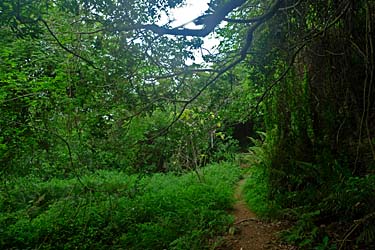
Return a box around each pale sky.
[169,0,210,28]
[159,0,220,65]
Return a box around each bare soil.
[218,178,296,250]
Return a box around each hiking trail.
[218,177,296,250]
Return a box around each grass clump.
[0,162,240,250]
[243,165,281,219]
[241,133,280,218]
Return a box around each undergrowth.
[243,165,280,219]
[242,132,280,218]
[242,132,375,249]
[0,162,240,250]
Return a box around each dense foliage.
[1,0,374,249]
[0,163,240,249]
[247,1,375,249]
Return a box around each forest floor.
[218,177,296,250]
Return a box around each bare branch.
[40,19,100,70]
[77,28,107,35]
[132,0,247,37]
[137,0,284,37]
[223,18,256,24]
[146,68,218,80]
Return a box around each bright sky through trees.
[159,0,220,64]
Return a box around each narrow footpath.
[219,178,296,250]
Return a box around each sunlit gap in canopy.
[157,0,221,66]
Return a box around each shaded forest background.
[1,0,374,249]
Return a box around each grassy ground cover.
[0,162,240,250]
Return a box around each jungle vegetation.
[0,0,374,249]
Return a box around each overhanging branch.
[40,19,100,70]
[138,0,247,37]
[150,0,285,136]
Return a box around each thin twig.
[40,19,100,70]
[234,218,259,225]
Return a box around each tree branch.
[152,1,285,137]
[132,0,247,37]
[224,0,285,24]
[40,19,100,70]
[137,0,285,38]
[146,68,218,80]
[123,0,285,144]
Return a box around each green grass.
[242,165,280,219]
[0,162,240,250]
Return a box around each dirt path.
[219,178,295,250]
